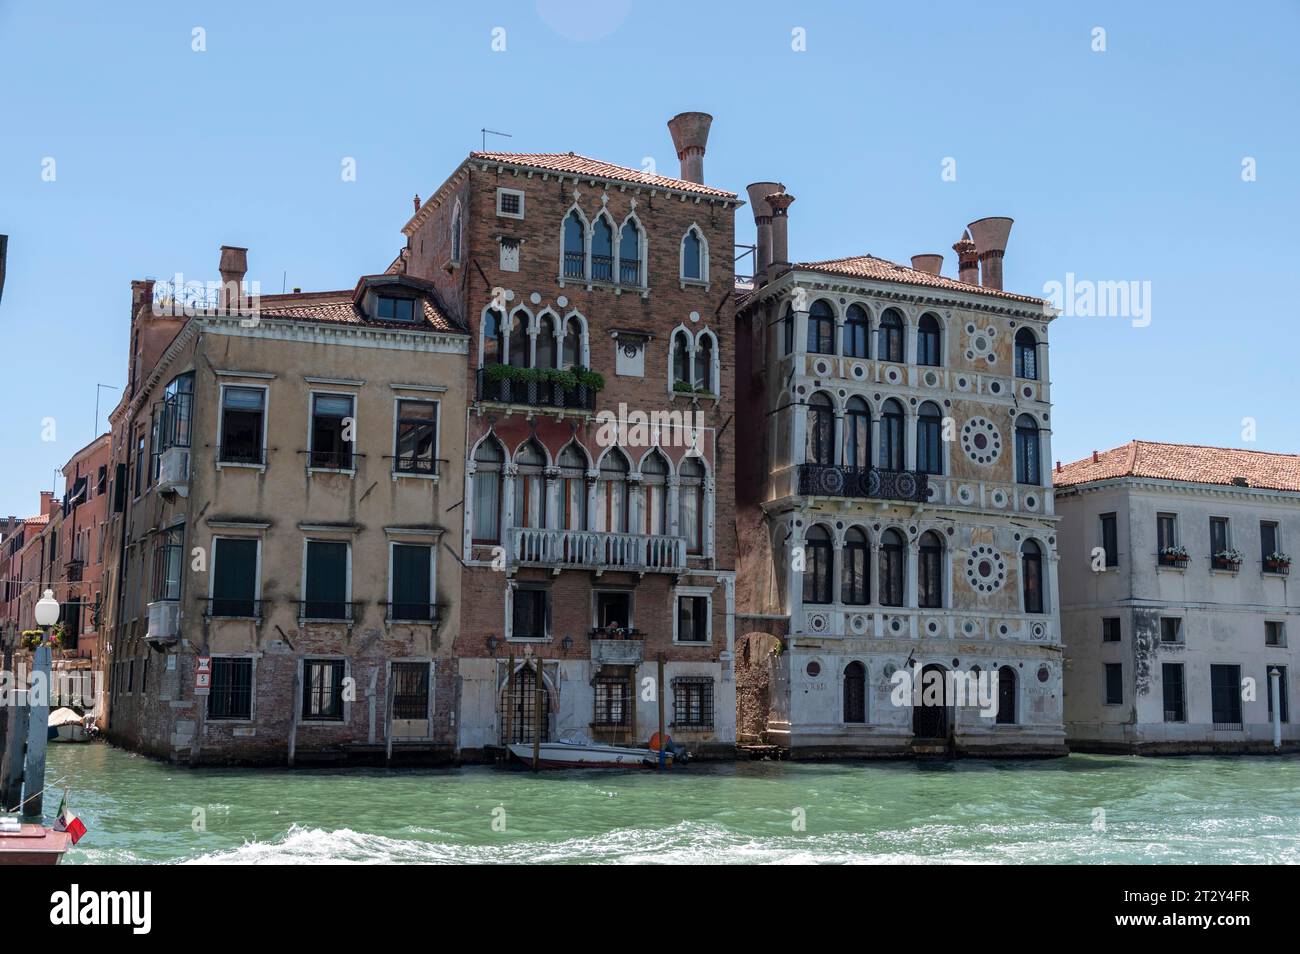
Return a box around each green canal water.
[42,744,1300,864]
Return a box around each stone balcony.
[509,527,686,575]
[797,463,928,503]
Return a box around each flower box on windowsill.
[1157,554,1189,569]
[1265,560,1291,575]
[1211,558,1242,573]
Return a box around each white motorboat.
[48,708,92,744]
[507,740,673,769]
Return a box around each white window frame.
[206,653,259,725]
[678,224,710,287]
[592,588,635,633]
[387,658,435,738]
[390,396,441,482]
[387,539,438,624]
[300,537,353,624]
[672,585,713,644]
[298,654,351,725]
[507,582,550,642]
[207,534,263,619]
[306,389,358,477]
[495,187,525,220]
[215,381,270,473]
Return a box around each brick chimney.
[746,181,784,282]
[952,231,979,285]
[966,217,1013,290]
[767,192,795,268]
[40,491,54,517]
[666,111,712,184]
[910,254,943,276]
[218,245,249,314]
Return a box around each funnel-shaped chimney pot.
[219,245,249,314]
[910,254,944,277]
[666,111,713,184]
[966,217,1013,290]
[767,192,795,268]
[746,181,784,281]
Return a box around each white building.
[735,206,1066,757]
[1055,441,1300,753]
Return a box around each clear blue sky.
[2,0,1297,517]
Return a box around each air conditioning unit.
[146,600,181,644]
[157,446,190,496]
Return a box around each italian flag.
[55,792,87,845]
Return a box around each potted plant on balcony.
[1265,551,1292,574]
[20,625,63,652]
[1159,544,1190,567]
[1213,547,1244,571]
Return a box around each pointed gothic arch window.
[563,211,585,279]
[618,218,642,285]
[514,441,547,530]
[599,449,631,534]
[592,216,614,282]
[472,438,504,544]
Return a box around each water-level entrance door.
[912,664,949,740]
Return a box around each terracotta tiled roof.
[23,514,48,528]
[1054,441,1300,492]
[469,151,738,200]
[258,286,463,334]
[794,255,1048,306]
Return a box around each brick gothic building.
[736,202,1067,757]
[396,112,741,758]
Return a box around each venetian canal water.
[43,743,1300,864]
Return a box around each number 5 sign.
[195,655,212,695]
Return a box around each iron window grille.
[672,677,714,729]
[593,677,632,727]
[302,659,345,721]
[203,597,264,619]
[208,658,253,720]
[391,662,430,721]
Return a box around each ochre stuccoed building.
[100,253,468,764]
[735,203,1067,757]
[396,112,741,758]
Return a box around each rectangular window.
[512,587,548,640]
[1157,513,1178,551]
[594,591,632,633]
[1210,517,1231,567]
[211,537,259,617]
[1159,617,1182,643]
[394,399,437,474]
[219,386,266,464]
[134,432,146,497]
[1262,521,1281,567]
[593,673,631,726]
[310,393,355,470]
[677,595,709,643]
[1210,664,1242,726]
[1102,617,1121,642]
[376,296,415,321]
[208,657,253,720]
[1100,513,1118,567]
[672,677,714,729]
[150,524,184,602]
[496,188,524,219]
[1104,663,1124,706]
[390,543,433,622]
[302,659,345,721]
[1267,666,1290,724]
[1162,663,1185,722]
[391,662,430,720]
[1266,620,1286,647]
[303,540,350,620]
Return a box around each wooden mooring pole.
[657,654,666,771]
[504,655,515,758]
[531,679,543,772]
[22,644,52,817]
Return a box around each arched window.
[482,309,503,366]
[879,398,905,471]
[600,449,631,534]
[916,401,943,475]
[917,314,942,367]
[514,441,547,530]
[451,202,463,264]
[682,227,705,281]
[679,456,705,555]
[803,526,833,605]
[472,438,504,543]
[536,314,558,369]
[672,329,692,391]
[618,219,641,285]
[695,331,715,394]
[878,308,904,363]
[996,666,1017,725]
[562,316,583,369]
[844,397,871,469]
[879,529,905,607]
[843,661,866,723]
[842,527,870,605]
[844,304,870,359]
[591,216,614,282]
[563,211,585,279]
[558,443,588,531]
[807,299,835,355]
[918,530,944,609]
[641,450,669,536]
[1014,327,1038,380]
[1022,540,1044,614]
[782,303,794,356]
[1015,414,1041,485]
[806,392,835,465]
[508,311,531,368]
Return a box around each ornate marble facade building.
[735,205,1067,757]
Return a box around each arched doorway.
[912,664,950,740]
[500,663,550,744]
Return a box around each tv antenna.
[481,128,513,150]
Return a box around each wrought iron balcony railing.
[797,463,928,503]
[510,527,685,573]
[476,368,597,411]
